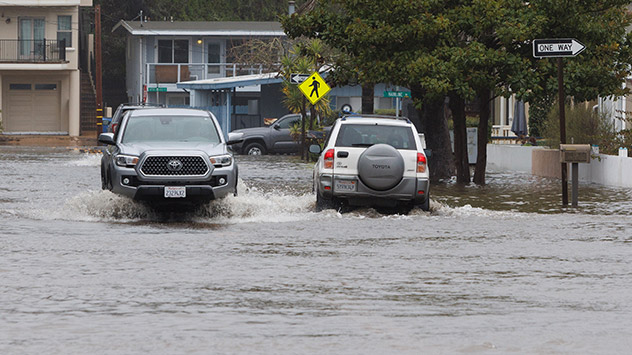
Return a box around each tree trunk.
[411,86,455,182]
[449,92,470,184]
[361,83,374,114]
[474,89,491,185]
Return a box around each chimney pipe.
[289,1,296,15]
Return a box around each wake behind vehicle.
[310,115,430,212]
[99,108,240,205]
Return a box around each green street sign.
[148,87,167,92]
[384,90,411,98]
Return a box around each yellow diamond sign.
[298,71,331,105]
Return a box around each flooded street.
[1,146,632,354]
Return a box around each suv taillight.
[324,149,335,169]
[112,123,118,133]
[417,152,427,173]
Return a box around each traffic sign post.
[383,90,411,98]
[290,73,309,84]
[533,38,585,58]
[298,72,331,105]
[533,38,586,206]
[384,90,411,117]
[148,87,167,92]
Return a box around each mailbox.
[560,144,591,163]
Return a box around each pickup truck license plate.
[164,186,186,198]
[335,180,356,192]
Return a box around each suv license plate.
[164,186,186,198]
[335,180,356,192]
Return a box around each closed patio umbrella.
[511,100,528,137]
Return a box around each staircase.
[80,72,97,135]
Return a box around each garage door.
[4,81,61,132]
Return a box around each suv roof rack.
[341,114,411,123]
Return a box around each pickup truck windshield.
[335,124,417,150]
[122,115,221,144]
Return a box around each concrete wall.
[486,144,543,173]
[578,154,632,188]
[490,144,632,188]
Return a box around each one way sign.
[533,38,586,58]
[290,73,309,84]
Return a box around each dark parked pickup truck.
[231,113,327,155]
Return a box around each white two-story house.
[113,20,286,106]
[0,0,92,136]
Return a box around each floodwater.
[1,146,632,354]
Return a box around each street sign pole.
[533,38,585,206]
[395,86,400,117]
[558,57,568,206]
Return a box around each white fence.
[486,144,542,173]
[486,144,632,188]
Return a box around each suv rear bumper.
[318,173,429,204]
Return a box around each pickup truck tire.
[357,144,405,191]
[244,142,266,155]
[101,165,107,190]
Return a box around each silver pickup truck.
[99,108,241,206]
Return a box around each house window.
[35,84,57,90]
[57,15,72,47]
[19,18,45,58]
[207,43,221,74]
[158,39,189,63]
[10,84,32,90]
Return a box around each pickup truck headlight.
[210,154,232,167]
[115,154,139,167]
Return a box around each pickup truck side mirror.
[227,132,244,145]
[98,133,116,145]
[273,124,281,131]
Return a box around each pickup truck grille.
[140,156,209,176]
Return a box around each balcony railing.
[147,63,264,85]
[0,39,67,63]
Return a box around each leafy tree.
[282,0,632,184]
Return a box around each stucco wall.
[532,149,562,179]
[489,144,632,188]
[486,144,543,173]
[577,154,632,188]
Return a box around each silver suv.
[99,108,240,205]
[310,115,430,211]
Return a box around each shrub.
[542,104,621,155]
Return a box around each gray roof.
[177,72,283,90]
[113,20,285,37]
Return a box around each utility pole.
[95,4,103,139]
[557,58,568,205]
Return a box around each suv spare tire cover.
[357,144,405,191]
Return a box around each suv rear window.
[335,124,417,150]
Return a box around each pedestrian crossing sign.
[298,71,331,105]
